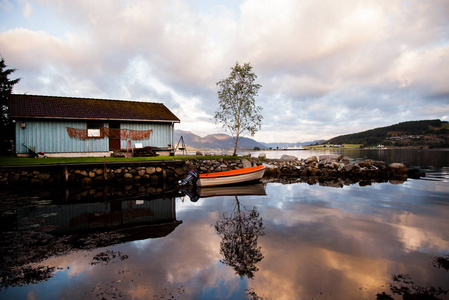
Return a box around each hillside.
[174,130,321,150]
[326,120,449,148]
[174,130,265,150]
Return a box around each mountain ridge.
[325,119,449,148]
[174,130,322,150]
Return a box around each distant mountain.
[174,130,265,150]
[260,141,324,149]
[174,130,320,150]
[325,119,449,147]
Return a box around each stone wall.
[0,158,262,187]
[263,154,423,181]
[0,155,422,188]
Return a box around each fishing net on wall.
[67,127,152,140]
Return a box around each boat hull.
[197,166,266,187]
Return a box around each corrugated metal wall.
[15,120,174,154]
[120,122,173,149]
[15,120,107,153]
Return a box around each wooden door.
[109,122,121,151]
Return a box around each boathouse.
[8,94,180,157]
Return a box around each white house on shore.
[9,94,180,157]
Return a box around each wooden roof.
[8,94,180,123]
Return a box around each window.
[87,122,104,138]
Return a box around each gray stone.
[123,173,133,179]
[281,154,298,161]
[258,152,266,159]
[389,163,408,174]
[146,167,156,174]
[242,159,252,168]
[305,156,318,164]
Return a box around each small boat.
[197,166,266,187]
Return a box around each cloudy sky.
[1,0,448,143]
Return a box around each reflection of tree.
[432,255,449,272]
[214,196,264,279]
[376,273,448,300]
[0,265,56,289]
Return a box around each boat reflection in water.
[180,182,267,202]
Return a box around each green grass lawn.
[0,155,240,166]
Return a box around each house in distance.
[8,94,180,157]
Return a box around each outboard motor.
[179,169,199,186]
[179,188,200,202]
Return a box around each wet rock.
[359,159,373,168]
[242,159,252,168]
[340,156,350,165]
[281,154,298,161]
[146,167,156,174]
[123,173,133,180]
[305,156,318,165]
[389,163,408,175]
[81,177,92,185]
[38,173,50,181]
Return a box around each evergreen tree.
[0,57,21,153]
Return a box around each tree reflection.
[214,196,264,279]
[376,272,448,300]
[432,255,449,272]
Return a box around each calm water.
[1,150,448,300]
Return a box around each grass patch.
[0,155,241,166]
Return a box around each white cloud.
[21,1,32,18]
[1,0,448,142]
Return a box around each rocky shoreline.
[0,154,423,188]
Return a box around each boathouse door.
[109,122,121,151]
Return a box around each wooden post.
[64,166,68,183]
[104,156,107,181]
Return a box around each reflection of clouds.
[396,212,449,253]
[35,217,236,299]
[10,181,448,299]
[247,182,449,299]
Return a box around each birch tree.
[214,62,262,156]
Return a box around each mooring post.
[104,156,107,181]
[64,166,68,183]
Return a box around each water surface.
[1,150,448,300]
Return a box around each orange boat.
[197,166,266,187]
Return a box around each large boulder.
[359,159,373,168]
[305,156,318,164]
[281,154,298,161]
[242,159,252,168]
[389,163,408,175]
[318,154,340,163]
[258,152,266,159]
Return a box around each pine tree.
[0,57,21,153]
